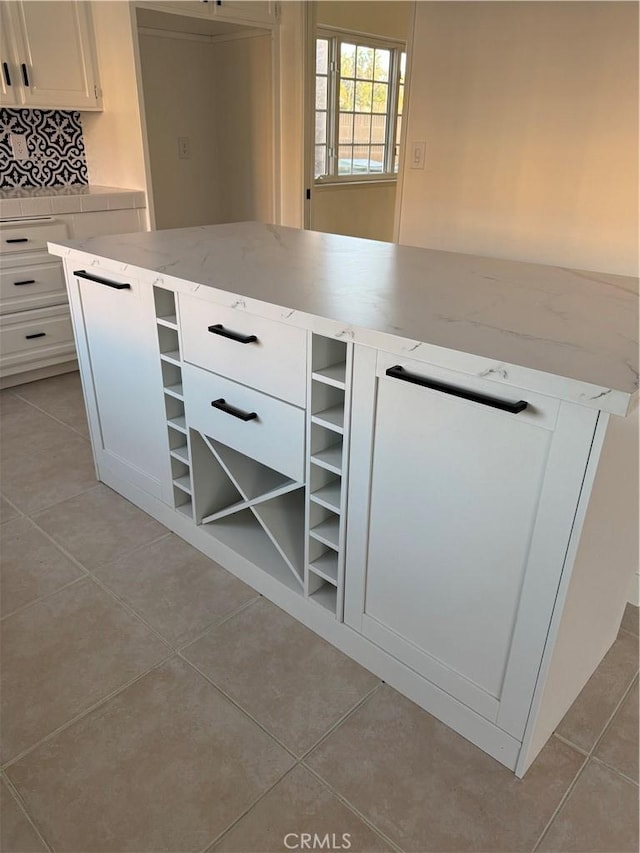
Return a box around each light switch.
[177,136,191,160]
[410,141,426,170]
[10,133,28,161]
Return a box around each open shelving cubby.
[154,286,193,520]
[304,335,352,618]
[190,429,306,592]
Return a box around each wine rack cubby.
[305,335,353,618]
[154,287,193,519]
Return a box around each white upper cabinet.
[212,1,277,24]
[0,20,19,106]
[0,1,101,111]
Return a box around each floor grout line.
[9,388,91,442]
[1,652,176,772]
[531,675,640,852]
[1,770,55,853]
[17,481,104,520]
[0,573,88,623]
[175,595,263,653]
[301,762,406,853]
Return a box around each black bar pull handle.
[2,62,11,86]
[13,279,36,286]
[21,63,29,86]
[6,237,28,244]
[385,365,528,414]
[73,270,131,290]
[25,332,46,340]
[207,323,257,344]
[211,398,258,422]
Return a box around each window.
[314,31,406,181]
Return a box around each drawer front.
[180,294,307,407]
[0,220,68,255]
[0,310,74,357]
[0,256,66,313]
[183,363,305,482]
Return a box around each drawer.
[0,308,74,358]
[0,254,66,314]
[183,363,305,482]
[0,219,68,255]
[180,294,307,407]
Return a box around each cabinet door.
[345,348,599,736]
[8,1,100,110]
[0,7,20,107]
[69,266,170,502]
[213,1,277,24]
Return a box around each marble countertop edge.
[49,239,637,418]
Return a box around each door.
[8,1,99,110]
[345,348,599,737]
[72,267,170,502]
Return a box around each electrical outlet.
[410,141,426,170]
[10,133,28,161]
[177,136,191,160]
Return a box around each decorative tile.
[0,108,87,188]
[7,658,294,853]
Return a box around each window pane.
[315,111,327,145]
[374,49,390,82]
[372,82,388,114]
[371,115,386,144]
[356,45,374,79]
[353,114,371,144]
[398,84,404,115]
[355,81,372,112]
[315,145,327,178]
[340,79,354,111]
[369,145,385,172]
[316,76,327,110]
[339,113,353,144]
[340,43,356,78]
[352,145,370,173]
[338,145,353,174]
[396,115,402,144]
[400,52,406,84]
[316,38,328,75]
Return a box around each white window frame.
[314,27,405,185]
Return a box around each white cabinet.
[345,349,600,738]
[67,266,170,501]
[0,1,101,111]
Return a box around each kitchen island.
[49,222,638,776]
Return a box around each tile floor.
[1,371,638,853]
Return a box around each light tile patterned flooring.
[0,372,638,853]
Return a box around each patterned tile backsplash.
[0,108,88,188]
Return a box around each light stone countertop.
[48,221,639,416]
[0,185,146,219]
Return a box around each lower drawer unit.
[182,362,305,482]
[0,219,69,255]
[0,253,66,313]
[0,306,75,372]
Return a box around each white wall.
[82,1,149,206]
[278,0,306,227]
[138,33,221,230]
[137,28,273,229]
[398,1,639,274]
[214,33,274,224]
